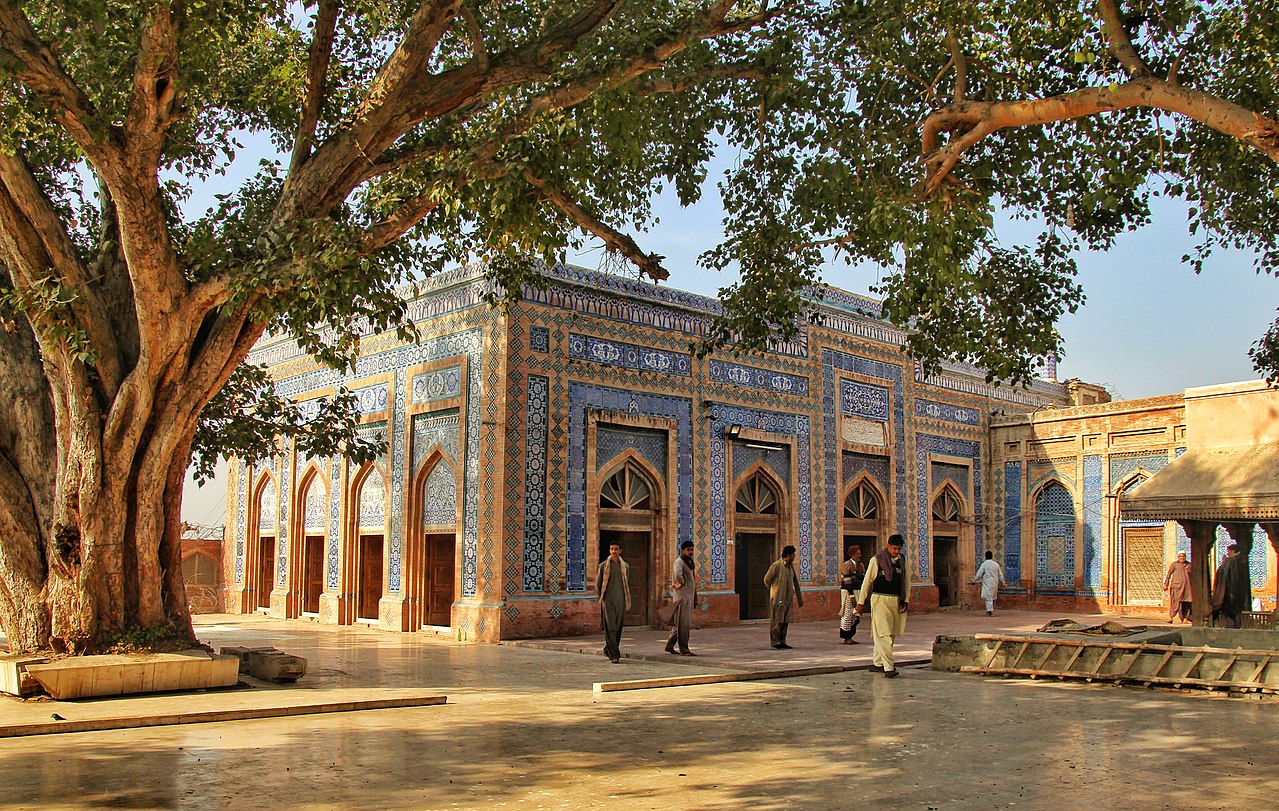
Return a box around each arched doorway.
[931,485,964,607]
[297,470,327,615]
[734,468,784,620]
[842,477,885,564]
[409,452,458,629]
[353,465,388,622]
[597,458,660,626]
[250,474,278,611]
[1117,474,1165,605]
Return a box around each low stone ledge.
[219,646,308,682]
[24,650,239,699]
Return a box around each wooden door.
[735,533,774,619]
[425,533,454,627]
[303,535,324,613]
[256,536,274,609]
[358,534,384,620]
[935,536,958,607]
[600,530,649,626]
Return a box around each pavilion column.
[1264,523,1279,621]
[1179,520,1217,626]
[1224,522,1256,614]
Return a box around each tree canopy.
[0,0,1276,652]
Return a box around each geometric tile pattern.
[916,434,982,578]
[410,365,463,406]
[822,350,907,584]
[529,325,550,353]
[258,478,278,533]
[1109,452,1168,488]
[568,332,691,376]
[303,474,326,532]
[1082,455,1104,590]
[353,382,390,414]
[596,425,668,476]
[1003,461,1022,583]
[422,461,458,526]
[842,451,891,496]
[708,359,809,395]
[1035,482,1076,590]
[841,379,890,421]
[566,383,692,591]
[914,397,982,426]
[522,375,549,592]
[931,461,969,498]
[710,404,812,581]
[731,440,789,488]
[412,411,462,474]
[358,470,387,530]
[235,466,248,584]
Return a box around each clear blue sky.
[180,135,1277,526]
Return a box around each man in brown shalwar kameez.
[764,545,804,649]
[596,543,631,663]
[1163,551,1193,624]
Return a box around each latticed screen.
[1035,483,1076,589]
[1123,527,1166,604]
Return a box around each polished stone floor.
[1,614,1275,809]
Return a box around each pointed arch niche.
[1034,480,1077,592]
[841,474,887,562]
[344,462,389,624]
[930,481,967,607]
[245,471,279,612]
[405,446,460,631]
[586,413,677,629]
[731,463,789,620]
[290,463,330,617]
[1112,471,1166,606]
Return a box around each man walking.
[839,545,865,644]
[665,540,698,656]
[855,534,910,678]
[1212,543,1251,628]
[596,543,630,663]
[970,550,1006,616]
[1163,551,1193,624]
[764,545,804,649]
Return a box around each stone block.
[219,646,307,682]
[25,650,239,699]
[0,654,50,697]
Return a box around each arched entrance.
[408,452,458,629]
[1117,474,1165,605]
[353,465,388,622]
[842,476,885,563]
[250,474,278,611]
[734,468,784,620]
[597,458,660,626]
[931,485,964,607]
[296,469,327,616]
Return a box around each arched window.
[735,472,779,515]
[600,462,653,511]
[1035,482,1076,589]
[931,488,962,522]
[844,481,880,520]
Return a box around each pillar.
[1265,523,1279,621]
[1179,520,1217,626]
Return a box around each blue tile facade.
[1002,462,1022,583]
[1082,455,1104,590]
[1035,482,1076,590]
[522,375,549,592]
[916,435,983,578]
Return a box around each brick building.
[221,264,1276,639]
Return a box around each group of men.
[595,535,1257,669]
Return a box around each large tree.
[0,0,1275,654]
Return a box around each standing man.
[596,543,631,663]
[839,545,865,644]
[1212,543,1251,628]
[1163,551,1193,625]
[855,533,910,678]
[970,550,1006,616]
[665,540,698,656]
[764,545,804,649]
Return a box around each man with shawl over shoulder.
[664,540,698,656]
[1212,543,1251,629]
[855,534,910,678]
[596,543,631,663]
[1163,551,1192,624]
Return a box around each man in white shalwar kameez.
[970,550,1006,615]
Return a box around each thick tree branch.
[0,0,118,162]
[290,0,341,174]
[124,0,182,164]
[944,30,967,103]
[358,193,443,255]
[1099,0,1152,79]
[458,1,489,72]
[524,171,669,282]
[920,78,1279,195]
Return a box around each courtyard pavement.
[1,610,1274,809]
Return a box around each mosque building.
[221,263,1278,639]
